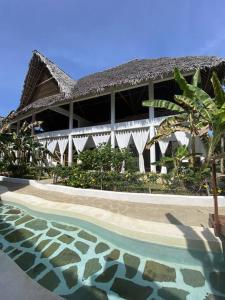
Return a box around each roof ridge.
[77,55,225,82]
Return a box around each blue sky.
[0,0,225,116]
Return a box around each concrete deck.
[1,180,225,227]
[0,251,62,300]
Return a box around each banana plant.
[143,68,225,165]
[154,145,190,176]
[0,121,52,170]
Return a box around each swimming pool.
[0,202,224,300]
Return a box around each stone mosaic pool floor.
[0,203,225,300]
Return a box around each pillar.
[69,102,73,130]
[68,102,73,166]
[31,114,36,135]
[149,82,156,173]
[60,153,64,166]
[111,92,115,148]
[16,121,20,135]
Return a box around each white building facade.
[8,51,225,173]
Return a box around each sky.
[1,0,225,117]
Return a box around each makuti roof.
[10,51,225,120]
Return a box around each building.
[0,116,4,129]
[8,51,225,172]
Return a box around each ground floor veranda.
[35,116,205,174]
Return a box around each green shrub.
[0,161,7,174]
[52,165,147,192]
[74,144,136,173]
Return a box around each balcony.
[36,117,166,140]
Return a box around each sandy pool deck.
[1,181,224,227]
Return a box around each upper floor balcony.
[36,116,166,140]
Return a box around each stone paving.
[0,203,225,299]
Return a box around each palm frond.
[174,95,198,111]
[143,99,184,112]
[146,133,168,148]
[157,114,187,128]
[187,84,215,110]
[192,68,201,87]
[211,71,225,107]
[174,68,189,92]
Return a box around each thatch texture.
[0,116,4,128]
[19,50,75,109]
[33,51,75,94]
[10,53,225,121]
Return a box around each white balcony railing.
[36,116,166,140]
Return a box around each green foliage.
[148,143,210,195]
[143,68,225,172]
[143,99,184,112]
[51,143,211,195]
[143,68,205,164]
[156,145,190,174]
[74,144,136,173]
[52,144,146,192]
[68,170,145,191]
[157,166,210,195]
[0,121,52,178]
[52,166,146,192]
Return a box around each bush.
[6,164,50,180]
[52,165,147,192]
[74,144,136,173]
[51,145,146,191]
[0,161,8,175]
[66,168,146,191]
[157,167,210,195]
[51,144,212,195]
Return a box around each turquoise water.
[0,202,225,300]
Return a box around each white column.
[111,92,115,148]
[31,114,36,135]
[68,102,74,166]
[149,126,156,173]
[15,121,20,164]
[8,123,11,133]
[68,135,73,166]
[149,82,156,173]
[16,121,20,135]
[60,154,64,166]
[69,102,73,130]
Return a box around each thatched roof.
[10,53,225,120]
[19,50,75,109]
[0,116,4,127]
[74,56,225,97]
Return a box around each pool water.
[0,202,225,300]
